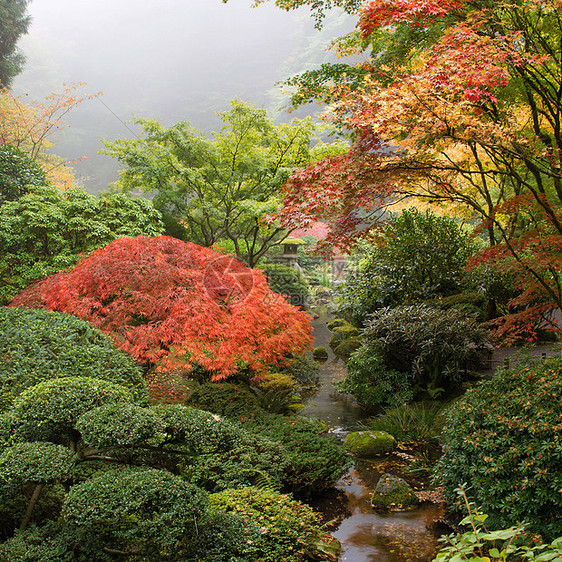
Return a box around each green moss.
[327,318,347,331]
[333,336,362,360]
[329,322,361,351]
[371,473,418,509]
[343,430,395,457]
[312,346,329,360]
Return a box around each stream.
[300,309,445,562]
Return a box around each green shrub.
[279,354,320,388]
[76,403,164,448]
[62,467,209,558]
[338,345,415,410]
[183,433,286,493]
[334,209,475,325]
[209,486,340,562]
[252,373,302,415]
[0,307,147,410]
[0,186,164,303]
[434,490,562,561]
[0,145,47,206]
[188,384,350,495]
[187,382,260,419]
[254,372,298,393]
[6,377,133,444]
[434,357,562,540]
[363,304,489,393]
[262,263,310,308]
[180,511,260,561]
[0,443,76,498]
[364,402,444,443]
[152,403,243,454]
[245,415,352,495]
[0,522,110,561]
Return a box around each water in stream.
[300,309,445,562]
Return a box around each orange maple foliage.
[0,83,97,190]
[11,236,313,379]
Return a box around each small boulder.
[371,473,418,510]
[328,321,360,352]
[343,430,395,457]
[312,346,329,361]
[333,336,362,360]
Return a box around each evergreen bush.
[0,307,147,410]
[434,357,562,540]
[209,486,340,562]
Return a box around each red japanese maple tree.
[11,236,313,379]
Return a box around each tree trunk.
[19,483,43,531]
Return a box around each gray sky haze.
[13,0,352,190]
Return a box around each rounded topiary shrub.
[312,347,329,361]
[62,467,210,558]
[0,307,147,410]
[434,357,562,540]
[209,486,341,562]
[7,377,134,443]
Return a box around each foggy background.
[13,0,354,192]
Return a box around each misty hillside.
[13,0,354,192]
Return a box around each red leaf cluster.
[359,0,465,36]
[11,236,313,380]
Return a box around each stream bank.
[301,309,446,561]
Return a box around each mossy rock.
[343,430,395,457]
[312,347,329,361]
[371,473,418,510]
[333,336,362,360]
[327,318,348,331]
[329,322,361,351]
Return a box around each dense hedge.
[188,382,351,494]
[209,486,340,562]
[434,357,562,540]
[0,307,147,410]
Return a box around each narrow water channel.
[301,309,445,562]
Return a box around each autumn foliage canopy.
[11,236,313,379]
[277,0,562,338]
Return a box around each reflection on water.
[302,308,444,562]
[299,309,365,428]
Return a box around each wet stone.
[371,473,419,510]
[344,430,396,457]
